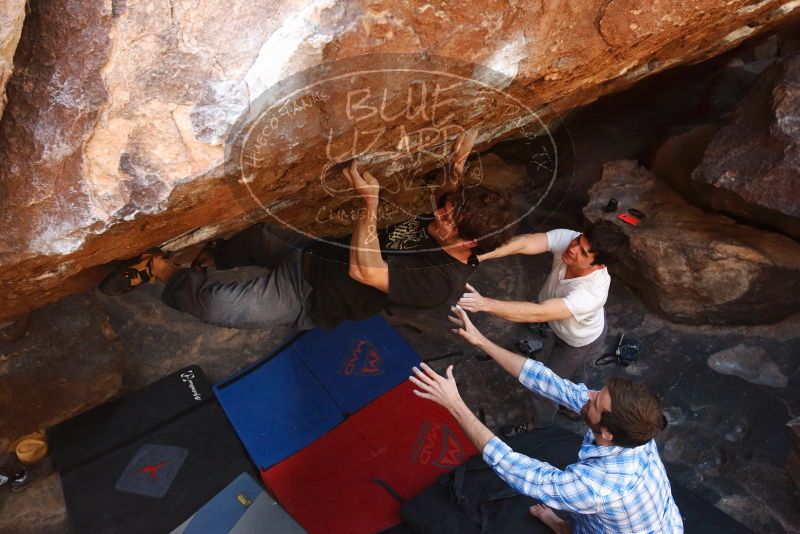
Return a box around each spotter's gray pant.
[530,320,609,428]
[161,223,317,330]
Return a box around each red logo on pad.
[410,421,465,469]
[341,339,384,376]
[139,460,171,481]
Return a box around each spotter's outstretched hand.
[409,362,463,412]
[458,283,491,313]
[448,304,488,348]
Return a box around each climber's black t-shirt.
[304,214,476,328]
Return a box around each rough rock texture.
[2,0,800,322]
[0,472,66,533]
[698,55,781,118]
[707,343,788,387]
[0,0,25,120]
[649,123,718,205]
[0,293,125,450]
[788,417,800,491]
[693,53,800,238]
[585,160,800,325]
[96,267,282,391]
[790,447,800,492]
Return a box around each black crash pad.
[49,365,259,534]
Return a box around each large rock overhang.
[1,0,799,322]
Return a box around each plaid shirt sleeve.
[482,437,600,514]
[518,358,590,413]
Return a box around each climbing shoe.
[99,248,166,296]
[499,422,531,438]
[10,457,54,493]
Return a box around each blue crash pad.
[214,317,421,470]
[214,345,344,470]
[292,316,421,415]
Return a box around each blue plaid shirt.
[483,359,683,534]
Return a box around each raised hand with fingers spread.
[448,304,489,348]
[408,361,494,451]
[409,362,463,413]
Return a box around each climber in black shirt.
[100,132,517,330]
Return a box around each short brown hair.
[600,377,665,448]
[584,220,630,266]
[450,186,517,254]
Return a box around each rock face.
[0,0,25,120]
[585,160,800,325]
[788,418,800,491]
[2,0,800,322]
[0,293,125,449]
[706,344,788,387]
[693,54,800,238]
[649,124,718,206]
[0,472,67,533]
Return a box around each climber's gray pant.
[161,223,317,330]
[530,320,609,428]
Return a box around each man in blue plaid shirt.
[409,306,683,533]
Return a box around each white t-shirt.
[538,229,610,347]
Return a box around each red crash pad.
[350,381,478,498]
[262,382,478,533]
[261,419,400,534]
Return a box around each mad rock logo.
[341,339,383,376]
[409,420,465,469]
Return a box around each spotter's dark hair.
[584,220,630,266]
